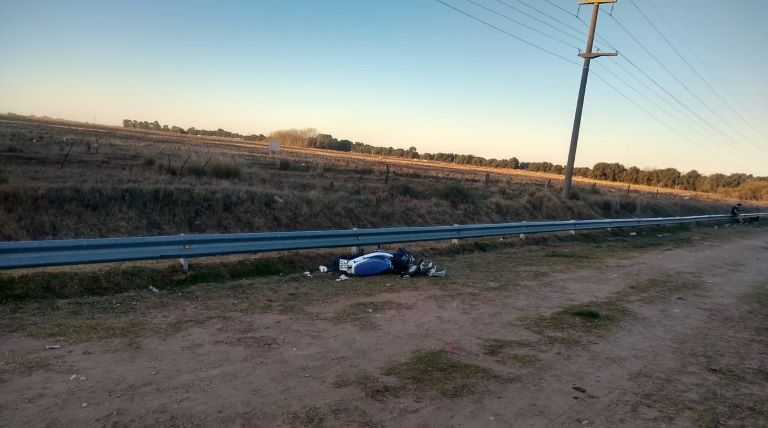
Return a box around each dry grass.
[0,119,749,242]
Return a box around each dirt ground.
[1,225,767,427]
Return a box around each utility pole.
[562,0,617,199]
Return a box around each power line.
[431,0,580,65]
[628,0,765,152]
[430,0,760,169]
[618,53,768,161]
[608,57,717,139]
[533,0,619,57]
[460,0,582,50]
[589,70,746,170]
[541,0,578,18]
[593,61,768,165]
[511,0,588,38]
[636,0,768,145]
[491,0,586,44]
[603,11,768,158]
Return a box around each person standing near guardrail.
[731,203,743,223]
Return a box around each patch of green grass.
[481,338,539,357]
[482,339,508,357]
[286,405,326,428]
[619,276,704,301]
[0,355,49,375]
[655,395,698,423]
[333,301,407,327]
[326,405,382,428]
[382,350,496,398]
[525,299,630,340]
[503,353,540,367]
[742,287,768,315]
[0,259,283,303]
[542,250,594,259]
[26,318,147,341]
[24,316,200,342]
[333,373,402,400]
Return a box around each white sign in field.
[268,140,280,155]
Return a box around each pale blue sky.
[1,0,766,175]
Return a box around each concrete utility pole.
[562,0,617,199]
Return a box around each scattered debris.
[629,232,637,236]
[336,274,349,282]
[148,286,160,294]
[572,386,587,393]
[70,374,77,380]
[45,345,62,350]
[319,265,328,273]
[330,247,446,279]
[303,271,312,278]
[81,403,87,408]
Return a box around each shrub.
[141,156,155,166]
[388,182,420,199]
[208,161,241,179]
[184,163,207,177]
[278,158,290,171]
[436,182,480,207]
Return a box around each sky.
[1,0,766,176]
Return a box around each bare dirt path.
[1,228,767,427]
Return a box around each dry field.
[0,117,752,241]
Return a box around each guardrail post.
[570,220,576,236]
[519,221,526,240]
[351,227,361,254]
[179,233,190,272]
[451,224,460,245]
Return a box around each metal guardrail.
[0,214,764,270]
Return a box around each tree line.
[266,128,767,200]
[120,121,767,201]
[122,119,266,141]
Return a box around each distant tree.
[681,170,702,191]
[623,166,641,184]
